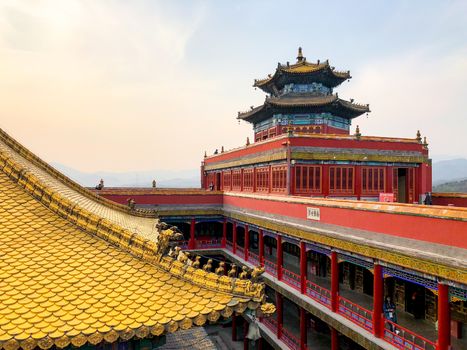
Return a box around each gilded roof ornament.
[416,130,422,142]
[297,47,304,62]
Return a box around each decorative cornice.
[223,210,467,285]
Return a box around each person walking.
[383,296,398,332]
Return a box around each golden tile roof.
[0,129,274,350]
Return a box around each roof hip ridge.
[0,128,154,218]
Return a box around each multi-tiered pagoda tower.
[238,48,370,141]
[202,48,431,203]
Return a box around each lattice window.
[295,165,321,194]
[329,166,354,194]
[222,171,232,191]
[362,167,385,194]
[255,167,270,192]
[243,169,254,192]
[271,165,287,193]
[232,170,242,191]
[383,266,438,290]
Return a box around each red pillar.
[372,263,383,337]
[300,307,307,350]
[233,222,237,255]
[259,229,264,267]
[331,251,339,312]
[277,235,283,280]
[243,318,248,350]
[276,293,283,339]
[244,224,249,262]
[331,327,339,350]
[355,166,362,200]
[386,166,394,194]
[232,313,237,341]
[437,283,450,350]
[300,241,307,294]
[189,218,196,249]
[222,218,227,248]
[322,165,330,197]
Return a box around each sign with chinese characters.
[379,193,395,202]
[306,207,320,221]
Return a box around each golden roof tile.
[0,129,275,349]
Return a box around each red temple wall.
[223,194,467,249]
[432,194,467,208]
[99,193,223,205]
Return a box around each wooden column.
[322,165,330,197]
[331,251,339,312]
[259,229,264,267]
[221,218,227,248]
[386,166,394,194]
[355,166,362,200]
[331,327,339,350]
[233,222,237,255]
[300,307,307,350]
[277,235,283,281]
[372,263,383,338]
[276,293,283,339]
[300,241,307,294]
[189,218,196,249]
[232,313,237,341]
[244,224,249,262]
[437,283,450,350]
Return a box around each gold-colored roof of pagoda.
[254,47,351,87]
[0,129,274,350]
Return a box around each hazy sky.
[1,0,466,172]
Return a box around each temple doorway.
[396,168,407,203]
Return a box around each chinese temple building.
[94,49,467,350]
[202,48,431,203]
[0,129,274,350]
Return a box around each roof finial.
[416,130,422,142]
[297,47,304,62]
[355,125,361,140]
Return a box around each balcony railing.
[264,259,277,277]
[338,296,373,331]
[248,250,260,265]
[180,240,188,249]
[226,240,233,252]
[305,279,332,307]
[236,245,244,257]
[383,319,436,350]
[282,268,301,290]
[197,239,222,249]
[281,326,300,350]
[261,317,277,333]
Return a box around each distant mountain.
[433,179,467,193]
[432,158,467,185]
[51,163,200,188]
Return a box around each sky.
[1,0,466,173]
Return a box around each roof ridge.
[0,128,154,218]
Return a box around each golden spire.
[297,47,304,62]
[355,125,361,140]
